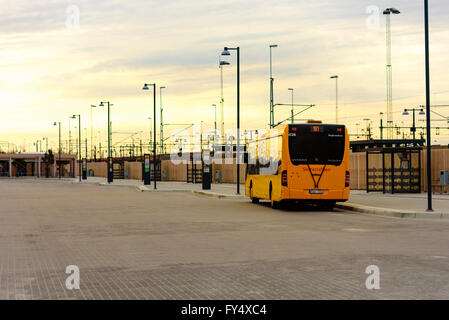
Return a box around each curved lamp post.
[143,83,157,189]
[221,46,241,195]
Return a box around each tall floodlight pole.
[219,56,230,145]
[288,88,294,124]
[71,115,81,183]
[160,86,166,154]
[269,44,278,128]
[424,0,432,211]
[53,122,61,178]
[90,105,96,159]
[143,83,157,189]
[222,46,240,195]
[330,75,339,124]
[384,8,401,139]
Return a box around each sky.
[1,0,448,152]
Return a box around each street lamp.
[53,122,61,179]
[221,46,241,195]
[363,118,372,139]
[99,101,113,183]
[379,112,384,139]
[160,86,166,154]
[330,75,339,124]
[212,104,217,132]
[383,7,401,139]
[288,88,294,124]
[211,104,217,150]
[219,56,230,145]
[71,114,81,183]
[42,137,48,153]
[424,0,433,212]
[90,105,96,159]
[142,83,157,189]
[402,107,426,146]
[269,44,278,128]
[148,117,153,147]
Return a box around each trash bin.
[215,170,222,183]
[441,170,449,186]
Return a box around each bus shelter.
[366,147,421,194]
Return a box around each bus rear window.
[288,125,345,165]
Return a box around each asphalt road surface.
[0,179,448,299]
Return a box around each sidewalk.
[69,176,246,198]
[63,177,449,219]
[336,190,449,219]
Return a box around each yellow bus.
[245,121,350,209]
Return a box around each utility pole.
[330,75,339,124]
[269,44,278,128]
[288,88,294,124]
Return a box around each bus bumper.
[284,188,350,202]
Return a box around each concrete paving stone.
[1,179,449,299]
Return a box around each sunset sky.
[1,0,448,152]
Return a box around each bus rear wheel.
[321,201,336,210]
[269,186,281,209]
[250,185,259,204]
[271,199,281,209]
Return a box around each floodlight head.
[390,8,400,14]
[384,8,400,15]
[402,109,409,116]
[288,88,294,91]
[160,86,166,89]
[219,61,230,66]
[221,47,231,56]
[330,75,339,79]
[270,44,278,48]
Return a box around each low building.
[0,153,77,178]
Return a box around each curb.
[98,182,138,188]
[335,203,449,219]
[136,185,191,193]
[192,190,246,199]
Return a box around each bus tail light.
[345,171,350,187]
[281,170,288,186]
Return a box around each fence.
[76,147,449,191]
[350,146,449,191]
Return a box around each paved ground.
[1,179,449,299]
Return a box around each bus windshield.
[288,124,345,166]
